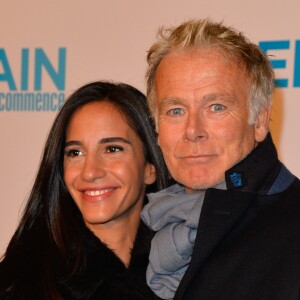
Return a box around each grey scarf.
[141,182,226,299]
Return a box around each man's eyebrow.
[158,98,184,109]
[202,93,237,103]
[158,94,236,106]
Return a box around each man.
[141,19,300,300]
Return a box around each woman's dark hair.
[0,81,168,299]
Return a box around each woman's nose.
[81,155,106,182]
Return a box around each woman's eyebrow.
[64,141,81,147]
[99,137,131,144]
[64,137,131,148]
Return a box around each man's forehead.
[156,46,245,76]
[154,50,249,92]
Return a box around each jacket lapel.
[175,188,256,299]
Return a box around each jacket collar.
[225,133,281,194]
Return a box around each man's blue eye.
[211,104,224,111]
[169,108,183,115]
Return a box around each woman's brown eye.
[65,149,81,157]
[106,146,124,153]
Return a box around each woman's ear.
[144,163,156,185]
[254,107,271,143]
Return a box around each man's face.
[154,48,269,192]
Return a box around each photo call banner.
[1,0,299,254]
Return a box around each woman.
[0,81,168,299]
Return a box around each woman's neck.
[87,208,142,267]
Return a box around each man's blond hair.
[146,19,274,124]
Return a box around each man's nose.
[183,112,208,142]
[81,155,106,182]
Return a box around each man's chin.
[182,178,225,193]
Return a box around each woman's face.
[63,101,156,232]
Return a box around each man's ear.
[254,107,271,142]
[144,163,156,185]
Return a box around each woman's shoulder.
[59,222,155,300]
[58,224,127,299]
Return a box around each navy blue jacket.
[174,134,300,300]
